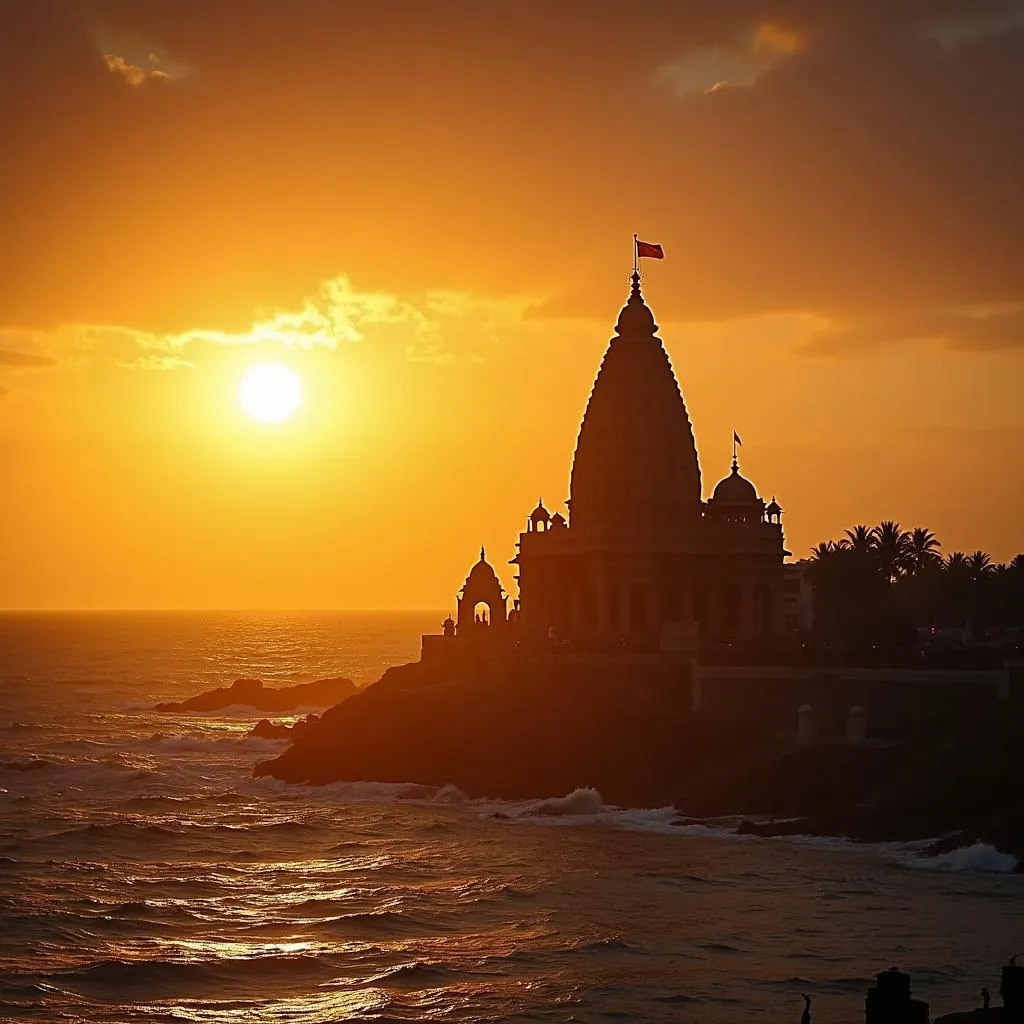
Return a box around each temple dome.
[569,272,701,540]
[711,461,759,505]
[464,547,500,587]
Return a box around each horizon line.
[0,607,451,615]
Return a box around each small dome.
[765,496,783,516]
[466,546,499,584]
[711,460,758,505]
[529,499,550,524]
[550,511,567,528]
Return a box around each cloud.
[1,0,1022,353]
[103,52,170,86]
[797,304,1024,355]
[926,2,1024,48]
[0,348,56,368]
[0,276,541,370]
[658,21,805,96]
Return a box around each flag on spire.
[733,431,742,446]
[635,239,664,260]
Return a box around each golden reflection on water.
[166,987,392,1023]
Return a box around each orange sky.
[1,0,1023,610]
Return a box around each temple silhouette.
[424,267,789,662]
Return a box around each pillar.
[846,706,867,745]
[741,583,756,638]
[797,704,817,746]
[707,587,722,639]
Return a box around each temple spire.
[480,545,486,561]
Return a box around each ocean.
[0,611,1020,1023]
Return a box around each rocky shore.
[254,659,1024,869]
[156,675,357,713]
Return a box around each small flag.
[734,431,742,446]
[635,239,664,260]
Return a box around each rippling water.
[1,612,1020,1023]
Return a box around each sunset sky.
[2,0,1023,610]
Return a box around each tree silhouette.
[806,529,1022,650]
[873,520,911,584]
[843,524,874,554]
[967,550,993,581]
[905,527,942,576]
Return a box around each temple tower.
[570,271,702,540]
[514,272,702,649]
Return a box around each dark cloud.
[0,0,1022,353]
[0,348,56,367]
[798,305,1024,355]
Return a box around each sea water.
[0,611,1020,1023]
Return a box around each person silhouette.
[801,993,812,1024]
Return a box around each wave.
[697,941,741,954]
[573,936,646,954]
[318,909,442,936]
[533,787,606,816]
[0,758,51,772]
[361,962,460,988]
[904,841,1018,874]
[48,822,180,842]
[39,951,343,997]
[143,733,285,754]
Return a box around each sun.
[238,363,302,423]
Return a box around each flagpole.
[633,233,638,275]
[732,431,737,463]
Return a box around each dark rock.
[248,714,320,740]
[935,1012,1009,1024]
[250,719,292,739]
[252,657,1024,867]
[156,677,356,713]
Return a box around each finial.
[614,271,657,338]
[731,455,739,474]
[480,545,486,561]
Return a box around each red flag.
[733,431,742,446]
[635,239,664,260]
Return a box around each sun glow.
[238,363,302,423]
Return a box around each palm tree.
[905,527,942,576]
[1010,553,1024,572]
[944,551,969,573]
[966,550,993,582]
[941,552,971,630]
[809,541,838,561]
[872,520,910,585]
[843,524,874,554]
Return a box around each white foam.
[904,841,1018,874]
[143,734,287,755]
[533,787,607,816]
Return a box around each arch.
[473,601,492,626]
[722,583,741,633]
